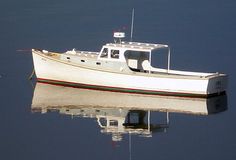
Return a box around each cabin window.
[100,48,108,58]
[111,50,119,59]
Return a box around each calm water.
[1,0,236,159]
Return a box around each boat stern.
[206,73,228,96]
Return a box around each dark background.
[0,0,235,159]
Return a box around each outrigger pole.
[130,8,135,41]
[167,47,170,73]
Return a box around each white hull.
[32,51,227,97]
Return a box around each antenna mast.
[130,8,135,41]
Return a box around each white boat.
[32,32,227,97]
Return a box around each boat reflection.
[31,82,227,141]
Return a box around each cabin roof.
[104,41,168,52]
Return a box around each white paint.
[32,51,227,95]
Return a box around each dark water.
[1,0,236,159]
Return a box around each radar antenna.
[113,32,125,43]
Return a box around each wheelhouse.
[98,41,170,73]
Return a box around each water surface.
[0,0,236,159]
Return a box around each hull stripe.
[36,78,220,98]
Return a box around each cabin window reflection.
[111,50,119,59]
[99,118,107,126]
[110,120,118,126]
[100,48,108,58]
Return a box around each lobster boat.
[32,32,227,98]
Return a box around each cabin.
[98,41,170,73]
[94,32,170,73]
[62,32,171,74]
